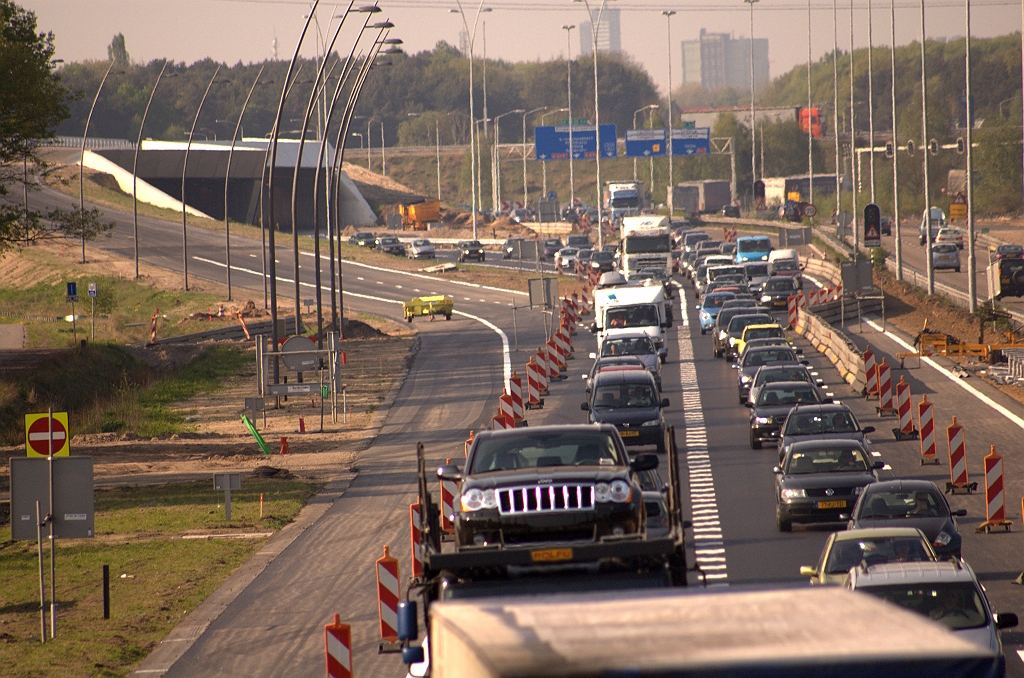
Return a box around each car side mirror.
[660,398,670,408]
[437,464,462,481]
[862,426,876,434]
[799,565,818,577]
[772,466,782,474]
[996,613,1019,630]
[580,402,590,411]
[695,304,702,310]
[590,323,598,333]
[872,461,885,470]
[952,508,967,517]
[631,454,659,472]
[743,401,753,408]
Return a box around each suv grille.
[806,487,856,497]
[497,484,596,515]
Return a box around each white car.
[407,239,435,259]
[935,228,964,250]
[554,247,579,270]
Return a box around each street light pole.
[451,1,492,241]
[540,108,568,200]
[867,0,877,203]
[79,61,120,264]
[664,10,676,213]
[890,0,903,280]
[920,0,934,293]
[807,0,814,206]
[182,65,225,291]
[564,24,577,210]
[632,103,658,183]
[834,0,841,223]
[850,0,859,255]
[225,64,268,301]
[379,119,386,175]
[493,109,524,214]
[133,61,172,279]
[744,0,757,201]
[367,115,379,170]
[523,106,546,212]
[575,0,612,249]
[965,0,976,311]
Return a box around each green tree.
[107,32,129,67]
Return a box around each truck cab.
[604,181,646,222]
[620,215,672,279]
[593,284,670,361]
[735,235,773,264]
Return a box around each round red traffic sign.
[803,204,817,217]
[27,417,67,455]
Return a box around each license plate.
[531,548,573,563]
[817,500,846,509]
[619,430,640,437]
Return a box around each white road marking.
[357,276,364,281]
[678,289,729,587]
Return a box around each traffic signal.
[929,139,939,156]
[956,137,965,154]
[906,140,915,156]
[885,142,894,158]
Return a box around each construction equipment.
[400,200,441,230]
[402,295,454,322]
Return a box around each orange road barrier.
[978,447,1012,533]
[892,376,918,440]
[876,359,895,416]
[946,417,977,494]
[525,359,545,409]
[148,308,159,345]
[376,545,400,644]
[918,395,939,465]
[410,502,424,578]
[279,437,289,455]
[325,613,352,678]
[787,295,798,328]
[509,372,525,421]
[237,312,251,340]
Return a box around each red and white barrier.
[148,308,159,345]
[797,291,806,308]
[918,395,938,464]
[833,281,843,299]
[499,393,517,425]
[787,295,798,328]
[376,545,400,643]
[409,502,424,578]
[509,372,525,421]
[946,416,974,493]
[439,461,457,531]
[532,351,550,393]
[980,446,1012,532]
[525,359,544,408]
[894,376,916,436]
[491,413,511,429]
[864,346,878,396]
[581,286,592,313]
[542,344,561,379]
[876,358,894,415]
[325,614,353,678]
[554,330,571,361]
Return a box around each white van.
[592,284,669,363]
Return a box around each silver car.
[407,238,435,259]
[931,243,961,272]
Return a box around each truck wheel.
[445,314,452,320]
[776,506,792,532]
[955,267,961,273]
[406,316,413,323]
[750,431,762,450]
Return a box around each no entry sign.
[25,412,70,457]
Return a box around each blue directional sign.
[625,128,667,158]
[534,124,617,160]
[672,127,712,156]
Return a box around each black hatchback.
[748,381,824,449]
[583,370,669,454]
[848,479,967,560]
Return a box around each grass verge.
[0,478,318,678]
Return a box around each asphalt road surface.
[12,182,1024,675]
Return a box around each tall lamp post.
[849,0,858,253]
[224,66,270,301]
[540,107,568,199]
[133,63,174,279]
[965,0,976,311]
[867,0,877,203]
[744,0,757,200]
[366,115,380,170]
[890,0,902,280]
[409,112,442,201]
[182,66,228,291]
[79,61,122,264]
[807,0,814,205]
[632,104,658,182]
[833,0,841,225]
[663,10,676,212]
[493,108,524,213]
[522,106,546,212]
[574,0,613,248]
[563,24,577,209]
[920,0,933,292]
[450,1,493,240]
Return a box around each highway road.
[12,182,1024,675]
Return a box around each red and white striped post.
[797,291,806,308]
[325,614,352,678]
[409,502,424,578]
[376,545,400,645]
[491,412,512,430]
[499,393,517,426]
[863,346,878,397]
[787,295,798,328]
[543,343,561,380]
[893,376,917,439]
[918,395,939,465]
[439,460,457,532]
[876,359,895,416]
[979,446,1012,532]
[508,372,525,421]
[532,352,549,394]
[548,338,566,371]
[148,308,159,345]
[525,359,544,409]
[946,417,974,493]
[834,281,843,299]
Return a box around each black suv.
[458,240,485,262]
[440,425,657,547]
[543,238,564,261]
[375,236,406,256]
[748,380,825,449]
[583,370,669,454]
[348,231,375,247]
[502,237,525,260]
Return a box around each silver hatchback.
[931,244,961,272]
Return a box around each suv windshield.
[743,348,797,367]
[862,582,987,631]
[784,410,858,434]
[745,327,785,341]
[602,336,655,356]
[745,263,769,277]
[773,260,799,272]
[757,385,820,406]
[859,490,947,519]
[766,278,798,292]
[593,383,658,408]
[727,315,772,334]
[825,538,932,574]
[785,446,869,474]
[756,367,811,386]
[470,431,623,473]
[738,237,771,253]
[606,305,660,328]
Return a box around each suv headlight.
[780,488,806,499]
[933,530,952,547]
[740,375,752,384]
[761,294,772,302]
[754,416,771,425]
[642,418,662,427]
[596,480,632,503]
[718,330,728,340]
[460,488,498,512]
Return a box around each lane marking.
[677,285,729,587]
[192,258,511,390]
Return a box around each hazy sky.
[25,0,1024,100]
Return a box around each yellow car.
[735,323,786,357]
[800,527,937,586]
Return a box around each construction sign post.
[863,204,881,248]
[25,412,70,457]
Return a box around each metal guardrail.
[49,136,135,150]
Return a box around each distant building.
[580,8,621,55]
[681,29,769,90]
